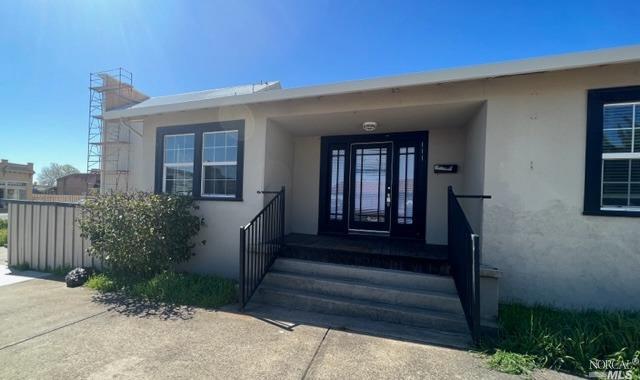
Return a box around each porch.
[262,99,489,247]
[244,99,494,344]
[282,233,449,275]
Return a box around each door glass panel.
[329,149,345,220]
[353,147,387,223]
[398,147,415,224]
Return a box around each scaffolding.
[86,68,141,193]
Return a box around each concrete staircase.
[248,258,471,348]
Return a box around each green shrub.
[0,219,7,246]
[86,272,237,308]
[10,262,31,271]
[78,192,205,277]
[485,304,640,376]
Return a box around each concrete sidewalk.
[0,247,52,287]
[0,278,575,379]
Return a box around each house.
[96,45,640,339]
[56,171,100,195]
[0,159,33,211]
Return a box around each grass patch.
[487,350,537,375]
[86,271,237,309]
[10,262,31,271]
[0,219,7,246]
[484,303,640,377]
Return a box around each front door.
[319,131,428,240]
[349,143,392,233]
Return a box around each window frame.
[201,130,239,199]
[155,120,244,201]
[161,133,195,195]
[584,86,640,217]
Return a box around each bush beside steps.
[85,271,237,309]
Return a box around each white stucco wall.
[264,120,295,233]
[481,66,640,309]
[460,104,488,234]
[290,136,321,235]
[425,127,466,244]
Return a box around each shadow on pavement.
[91,292,196,321]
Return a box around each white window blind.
[601,102,640,210]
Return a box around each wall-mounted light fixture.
[362,121,377,132]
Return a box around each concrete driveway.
[0,277,575,379]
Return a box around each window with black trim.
[155,121,244,201]
[584,86,640,216]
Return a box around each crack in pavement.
[0,310,109,351]
[301,327,330,380]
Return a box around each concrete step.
[243,303,472,349]
[252,286,470,334]
[271,258,457,295]
[262,271,463,314]
[281,244,450,275]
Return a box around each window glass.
[398,147,415,224]
[329,149,345,220]
[601,103,640,210]
[202,130,238,197]
[163,134,194,194]
[603,105,633,153]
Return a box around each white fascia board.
[103,45,640,120]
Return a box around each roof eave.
[103,45,640,120]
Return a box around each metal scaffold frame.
[86,68,137,193]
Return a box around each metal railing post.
[280,186,285,245]
[239,226,246,309]
[471,233,481,344]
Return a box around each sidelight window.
[329,149,345,220]
[398,147,415,224]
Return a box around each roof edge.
[104,44,640,120]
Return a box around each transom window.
[601,103,640,210]
[202,130,238,198]
[163,134,194,195]
[155,121,244,200]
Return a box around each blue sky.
[1,0,639,180]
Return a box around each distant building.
[32,184,56,194]
[0,159,34,210]
[56,171,100,195]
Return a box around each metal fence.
[7,201,100,271]
[31,194,88,203]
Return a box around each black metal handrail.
[239,186,285,309]
[447,186,488,344]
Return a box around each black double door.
[318,132,427,240]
